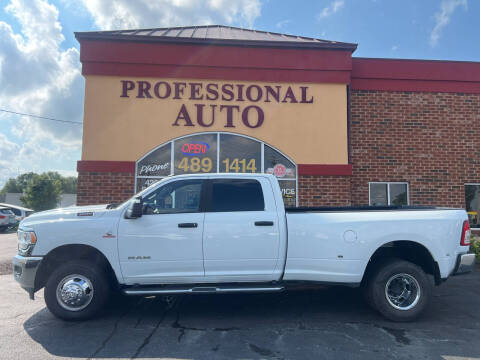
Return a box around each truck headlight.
[17,229,37,256]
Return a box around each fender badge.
[77,212,93,217]
[102,232,116,238]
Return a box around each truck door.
[202,177,281,281]
[117,179,205,284]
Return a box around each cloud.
[0,0,84,186]
[430,0,467,47]
[0,0,83,143]
[317,0,344,19]
[0,0,264,187]
[81,0,262,30]
[276,19,291,29]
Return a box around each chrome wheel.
[385,273,421,311]
[56,274,94,312]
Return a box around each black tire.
[44,260,110,321]
[365,259,432,322]
[0,226,6,233]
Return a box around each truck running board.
[122,285,285,296]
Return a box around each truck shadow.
[23,276,480,359]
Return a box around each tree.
[0,178,21,195]
[21,174,62,211]
[59,176,77,194]
[16,172,38,192]
[0,172,37,195]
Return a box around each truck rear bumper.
[453,253,476,275]
[13,255,42,299]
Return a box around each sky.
[0,0,478,187]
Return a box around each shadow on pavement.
[23,273,480,359]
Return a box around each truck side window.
[210,179,264,212]
[142,180,203,215]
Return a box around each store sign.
[120,80,314,129]
[138,162,170,175]
[181,142,210,156]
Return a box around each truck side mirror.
[125,196,143,219]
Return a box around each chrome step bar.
[122,285,284,296]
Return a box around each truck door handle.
[255,221,274,226]
[178,223,198,228]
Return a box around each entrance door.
[202,177,281,282]
[118,179,205,284]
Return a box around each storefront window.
[219,134,261,173]
[174,133,217,175]
[465,184,480,228]
[135,132,297,206]
[136,143,171,177]
[369,182,409,206]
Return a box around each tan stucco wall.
[82,76,348,164]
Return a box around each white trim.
[170,141,174,175]
[368,182,409,206]
[216,133,220,173]
[136,176,168,179]
[261,142,265,173]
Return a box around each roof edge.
[353,57,480,65]
[74,32,358,52]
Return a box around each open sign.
[181,142,210,156]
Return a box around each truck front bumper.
[13,255,42,299]
[453,253,476,275]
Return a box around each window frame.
[368,182,410,206]
[204,178,266,213]
[141,179,206,215]
[464,183,480,229]
[135,132,297,206]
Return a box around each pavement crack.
[131,297,179,358]
[375,325,410,345]
[88,298,141,360]
[248,343,284,360]
[171,298,206,342]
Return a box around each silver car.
[0,207,16,232]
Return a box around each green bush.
[471,236,480,260]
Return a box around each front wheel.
[365,259,432,322]
[44,260,110,321]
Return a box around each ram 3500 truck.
[13,173,475,321]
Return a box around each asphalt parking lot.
[0,231,16,275]
[0,232,479,360]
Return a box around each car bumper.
[13,255,42,299]
[453,253,476,275]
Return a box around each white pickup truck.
[13,173,475,322]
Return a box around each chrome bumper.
[12,255,42,299]
[453,253,476,275]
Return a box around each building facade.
[75,26,480,228]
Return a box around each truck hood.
[21,204,113,227]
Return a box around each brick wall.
[76,90,479,208]
[77,171,135,206]
[298,175,351,206]
[350,90,480,207]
